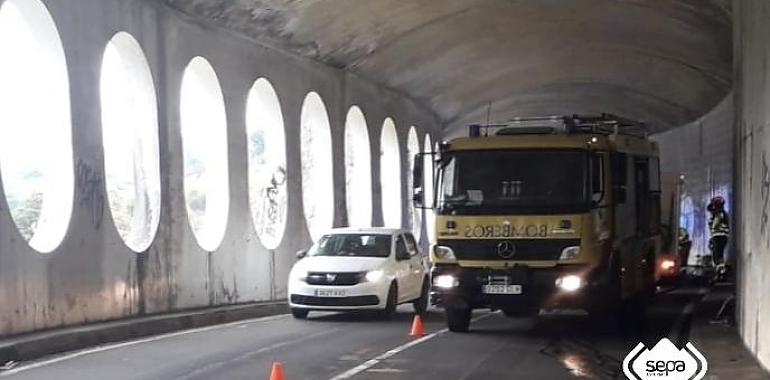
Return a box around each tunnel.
[0,0,768,379]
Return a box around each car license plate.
[315,289,346,297]
[482,284,522,295]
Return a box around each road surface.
[0,287,706,380]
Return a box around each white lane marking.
[0,314,290,377]
[171,328,340,380]
[365,368,407,373]
[329,313,494,380]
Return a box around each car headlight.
[433,274,459,289]
[555,275,583,292]
[290,270,307,282]
[433,245,457,262]
[365,270,385,282]
[559,246,581,261]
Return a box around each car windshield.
[437,149,589,214]
[308,234,392,258]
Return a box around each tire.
[445,307,471,332]
[588,257,623,331]
[413,279,430,315]
[382,282,398,319]
[291,308,309,319]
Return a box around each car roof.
[325,227,409,236]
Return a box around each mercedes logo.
[325,273,337,283]
[496,241,516,259]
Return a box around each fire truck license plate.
[482,285,522,295]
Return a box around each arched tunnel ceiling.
[165,0,733,134]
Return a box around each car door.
[404,232,426,296]
[393,233,418,302]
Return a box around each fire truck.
[413,114,664,332]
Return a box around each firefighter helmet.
[708,196,725,211]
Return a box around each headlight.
[555,275,583,292]
[290,270,307,282]
[434,274,459,289]
[661,259,676,271]
[433,245,457,262]
[365,270,385,282]
[559,246,581,261]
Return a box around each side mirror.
[413,189,425,209]
[413,154,424,188]
[296,250,307,259]
[396,250,410,261]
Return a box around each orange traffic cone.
[269,362,285,380]
[409,314,425,337]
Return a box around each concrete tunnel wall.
[734,0,770,370]
[0,0,441,337]
[653,94,735,264]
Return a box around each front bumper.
[288,278,389,311]
[430,264,596,311]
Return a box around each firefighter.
[707,196,729,272]
[678,227,692,268]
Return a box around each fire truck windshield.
[437,149,589,215]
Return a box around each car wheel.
[413,278,430,315]
[382,282,398,319]
[445,307,471,332]
[291,308,309,319]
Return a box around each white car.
[288,228,429,319]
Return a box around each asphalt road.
[0,287,706,380]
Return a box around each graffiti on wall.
[76,159,105,229]
[760,152,770,243]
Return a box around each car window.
[405,233,419,256]
[395,235,410,261]
[309,234,392,258]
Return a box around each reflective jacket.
[709,210,730,237]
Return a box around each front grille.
[290,295,380,307]
[306,272,365,286]
[441,239,580,261]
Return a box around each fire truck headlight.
[433,245,457,262]
[661,259,676,271]
[555,275,583,292]
[559,246,581,261]
[434,275,459,289]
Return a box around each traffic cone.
[409,314,425,337]
[269,362,285,380]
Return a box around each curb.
[0,301,288,365]
[689,285,770,379]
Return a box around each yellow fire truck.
[413,115,663,332]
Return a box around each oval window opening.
[100,32,161,253]
[180,57,230,252]
[406,127,421,237]
[380,118,401,228]
[300,92,334,241]
[344,106,372,227]
[246,78,287,249]
[423,134,436,244]
[0,0,73,253]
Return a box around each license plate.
[315,289,346,297]
[483,284,522,295]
